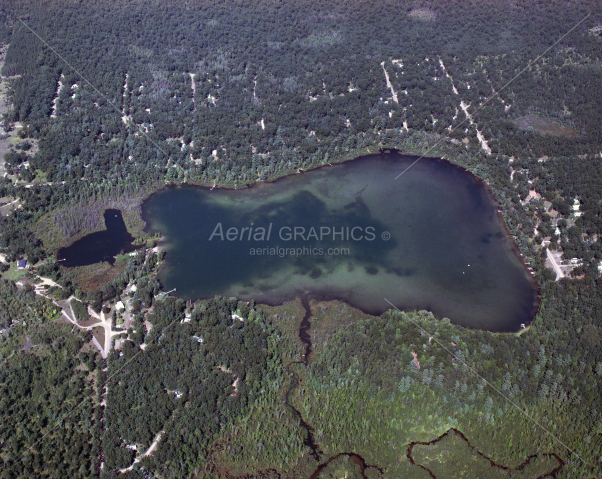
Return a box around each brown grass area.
[411,429,561,478]
[54,316,71,326]
[91,326,105,348]
[513,114,579,137]
[64,261,126,293]
[77,316,101,328]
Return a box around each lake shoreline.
[143,151,539,333]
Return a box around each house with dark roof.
[17,259,28,269]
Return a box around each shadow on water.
[57,209,139,267]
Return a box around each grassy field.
[91,326,105,350]
[2,262,30,282]
[513,114,579,137]
[411,429,561,478]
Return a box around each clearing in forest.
[513,114,579,137]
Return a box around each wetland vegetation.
[0,0,601,477]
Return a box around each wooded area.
[0,0,601,477]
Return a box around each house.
[17,259,28,269]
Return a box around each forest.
[0,0,600,189]
[0,0,601,477]
[0,279,97,479]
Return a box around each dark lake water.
[57,209,138,267]
[142,152,538,331]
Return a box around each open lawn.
[2,263,30,282]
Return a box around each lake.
[142,152,538,331]
[57,209,138,267]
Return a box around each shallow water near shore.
[142,152,537,331]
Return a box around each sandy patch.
[460,101,491,155]
[380,62,398,104]
[188,73,196,110]
[409,8,436,21]
[411,351,420,369]
[439,59,459,95]
[50,74,64,118]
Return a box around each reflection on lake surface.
[142,152,538,331]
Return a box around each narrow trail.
[188,73,196,111]
[97,358,107,475]
[380,61,399,104]
[439,57,491,156]
[438,59,458,95]
[121,73,130,125]
[118,430,165,473]
[460,100,492,156]
[50,73,64,118]
[53,295,120,358]
[1,197,20,209]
